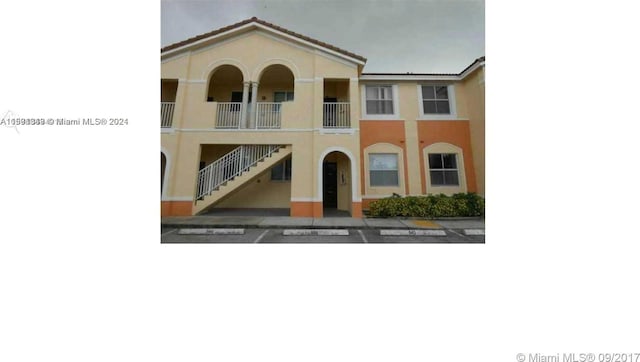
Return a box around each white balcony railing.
[161,102,175,128]
[216,102,243,128]
[255,102,281,129]
[196,145,282,200]
[323,102,350,128]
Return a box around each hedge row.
[368,193,484,218]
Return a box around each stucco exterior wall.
[461,67,485,195]
[215,168,291,208]
[161,21,483,217]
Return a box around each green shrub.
[368,193,484,218]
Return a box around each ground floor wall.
[161,130,363,218]
[215,168,291,209]
[358,119,478,213]
[416,121,477,195]
[161,121,479,217]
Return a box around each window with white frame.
[365,85,394,115]
[428,153,459,186]
[369,153,399,186]
[271,159,292,181]
[421,85,451,114]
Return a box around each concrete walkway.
[161,216,484,230]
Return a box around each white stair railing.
[256,102,281,129]
[323,102,350,128]
[196,145,283,200]
[216,102,243,128]
[161,102,175,128]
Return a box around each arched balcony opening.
[207,65,246,128]
[252,64,295,129]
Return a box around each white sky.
[161,0,484,73]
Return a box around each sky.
[161,0,484,74]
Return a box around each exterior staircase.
[193,144,292,214]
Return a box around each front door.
[323,162,338,208]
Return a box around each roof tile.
[161,17,367,62]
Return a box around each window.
[274,91,294,102]
[271,159,292,181]
[421,85,451,114]
[369,153,399,186]
[365,85,394,115]
[428,153,459,186]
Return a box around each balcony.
[323,102,350,128]
[216,102,243,128]
[215,102,281,129]
[255,102,281,129]
[161,102,175,128]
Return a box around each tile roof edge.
[161,16,367,63]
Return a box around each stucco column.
[404,120,422,195]
[249,82,259,128]
[173,79,188,129]
[313,77,323,128]
[240,81,250,128]
[349,78,359,128]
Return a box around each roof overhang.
[359,74,461,81]
[360,57,485,82]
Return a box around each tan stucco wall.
[160,26,483,217]
[161,29,361,211]
[215,167,291,208]
[461,67,485,195]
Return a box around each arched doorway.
[321,151,352,217]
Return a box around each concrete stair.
[193,145,292,214]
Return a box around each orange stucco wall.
[351,202,363,218]
[161,201,193,216]
[359,120,409,195]
[291,201,314,217]
[416,121,477,194]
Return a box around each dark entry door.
[323,162,338,208]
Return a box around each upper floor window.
[421,85,451,114]
[365,85,394,115]
[428,153,459,186]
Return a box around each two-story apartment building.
[161,17,484,218]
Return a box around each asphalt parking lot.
[161,228,484,244]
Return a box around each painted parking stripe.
[161,229,178,237]
[178,228,245,235]
[464,229,485,236]
[283,229,350,236]
[254,230,269,243]
[380,229,447,236]
[357,230,368,243]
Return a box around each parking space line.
[161,229,177,237]
[254,230,269,243]
[464,229,485,235]
[447,229,465,238]
[283,229,349,236]
[357,230,368,243]
[178,228,244,235]
[380,229,447,236]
